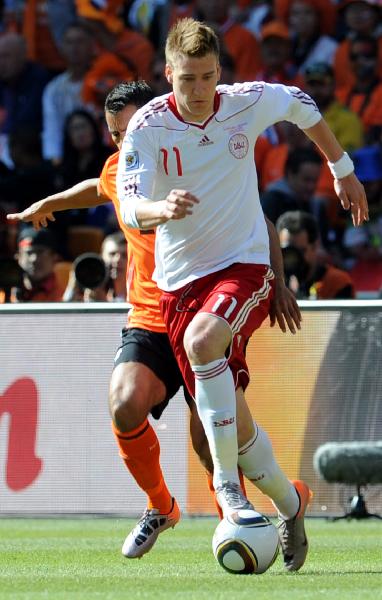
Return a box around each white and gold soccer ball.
[212,510,279,575]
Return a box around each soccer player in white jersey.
[117,19,368,571]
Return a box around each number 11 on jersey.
[160,147,183,176]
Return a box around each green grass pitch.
[0,517,381,600]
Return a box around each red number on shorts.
[211,294,237,318]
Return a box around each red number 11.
[160,146,183,176]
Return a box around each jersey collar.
[168,92,220,130]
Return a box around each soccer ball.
[212,510,279,575]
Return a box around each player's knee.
[109,382,150,432]
[184,322,229,363]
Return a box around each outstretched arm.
[123,189,200,229]
[303,118,369,227]
[266,216,301,334]
[7,178,109,230]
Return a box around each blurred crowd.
[0,0,381,302]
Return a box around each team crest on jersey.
[228,133,249,159]
[125,151,139,170]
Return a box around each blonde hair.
[165,18,220,67]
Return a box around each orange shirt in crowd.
[313,264,355,299]
[113,29,154,82]
[336,83,382,132]
[76,0,154,81]
[81,52,134,109]
[98,152,165,333]
[76,0,125,34]
[274,0,336,36]
[22,0,66,72]
[224,22,262,82]
[333,38,382,90]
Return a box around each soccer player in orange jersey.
[8,81,303,565]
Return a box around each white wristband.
[327,152,354,180]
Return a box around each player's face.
[166,52,221,122]
[105,104,138,149]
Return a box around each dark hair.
[61,109,110,187]
[104,81,154,114]
[62,21,94,40]
[63,108,104,151]
[285,147,322,175]
[276,210,319,244]
[350,34,378,58]
[102,231,125,248]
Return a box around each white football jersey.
[117,82,321,291]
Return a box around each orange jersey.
[98,152,165,333]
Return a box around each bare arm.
[7,179,109,230]
[130,189,199,229]
[266,217,301,334]
[303,118,368,227]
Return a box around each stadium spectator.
[256,121,311,191]
[63,231,127,302]
[304,62,364,153]
[260,147,329,243]
[343,145,382,295]
[21,0,69,73]
[334,0,382,90]
[274,0,337,38]
[0,0,76,72]
[45,0,78,51]
[42,22,96,163]
[0,32,50,166]
[81,51,134,118]
[303,61,365,239]
[336,34,382,136]
[51,109,111,233]
[0,205,14,258]
[0,127,56,215]
[130,1,197,50]
[7,79,305,563]
[57,109,111,191]
[76,0,155,81]
[232,0,274,39]
[0,227,64,303]
[147,0,263,81]
[284,0,338,74]
[116,18,367,570]
[151,51,172,96]
[276,210,355,299]
[255,20,304,86]
[195,0,263,81]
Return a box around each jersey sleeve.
[258,82,322,131]
[116,124,158,228]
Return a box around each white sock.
[238,424,299,519]
[192,358,239,489]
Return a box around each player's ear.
[217,63,222,82]
[165,64,173,84]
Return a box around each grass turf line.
[0,518,381,599]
